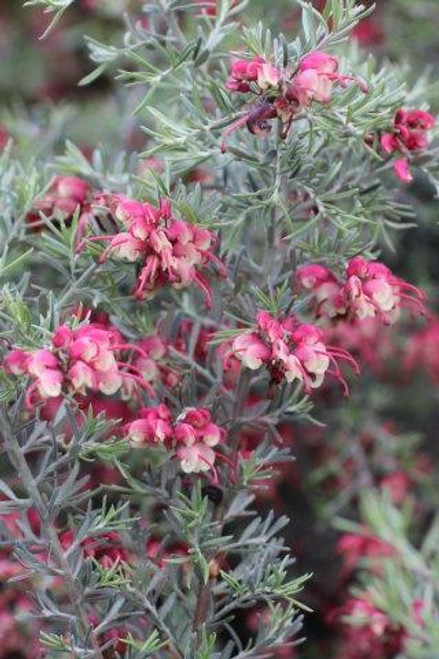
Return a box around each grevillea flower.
[78,195,226,307]
[195,0,237,16]
[125,405,225,474]
[4,321,152,407]
[296,256,426,324]
[230,310,358,394]
[0,125,9,151]
[327,597,407,659]
[380,109,435,183]
[337,532,395,574]
[222,50,368,148]
[133,334,180,388]
[60,530,129,569]
[26,175,92,232]
[296,263,346,318]
[352,17,385,47]
[404,317,439,384]
[379,471,411,505]
[344,256,426,323]
[226,57,282,94]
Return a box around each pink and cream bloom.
[296,264,345,318]
[26,175,92,232]
[126,405,225,474]
[296,257,426,325]
[125,404,173,447]
[132,334,179,388]
[175,407,224,473]
[78,195,226,308]
[225,56,279,94]
[223,49,368,149]
[287,50,368,106]
[231,310,357,394]
[344,256,426,324]
[231,333,272,370]
[380,108,435,183]
[4,349,30,375]
[287,51,339,105]
[4,320,152,407]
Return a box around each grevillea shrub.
[0,1,439,658]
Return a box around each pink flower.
[393,158,413,183]
[194,0,237,16]
[337,532,395,572]
[223,49,367,148]
[296,257,426,324]
[230,310,357,394]
[380,109,435,183]
[231,333,272,370]
[296,264,345,318]
[36,368,63,398]
[404,317,439,384]
[4,349,29,375]
[177,443,216,473]
[27,349,60,377]
[68,360,96,392]
[5,321,152,407]
[126,404,173,446]
[352,18,385,47]
[0,125,10,151]
[79,195,226,308]
[287,51,368,106]
[27,175,92,233]
[288,52,338,105]
[53,176,90,204]
[380,471,411,504]
[327,597,406,658]
[226,56,267,93]
[344,256,425,323]
[126,405,224,474]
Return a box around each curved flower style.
[380,109,435,183]
[230,310,358,394]
[78,195,226,307]
[125,405,225,474]
[4,321,152,407]
[222,50,368,148]
[296,256,426,324]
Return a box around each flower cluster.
[60,530,129,569]
[80,195,226,306]
[337,532,395,575]
[0,558,38,658]
[328,597,407,659]
[223,50,368,147]
[4,322,150,406]
[125,405,224,473]
[230,310,357,393]
[296,256,426,324]
[380,109,435,183]
[26,175,92,232]
[404,316,439,384]
[133,334,179,388]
